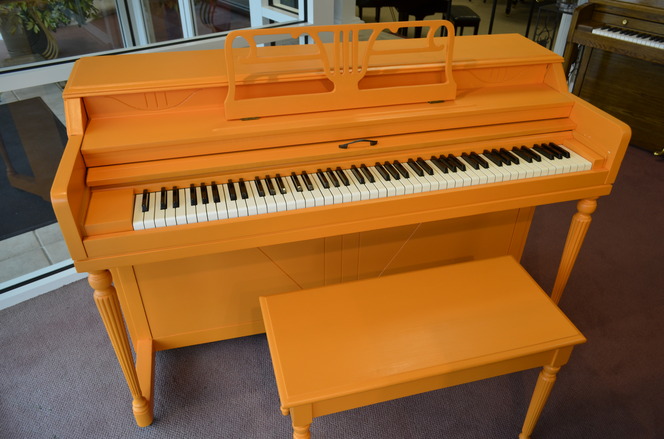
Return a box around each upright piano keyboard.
[52,21,630,427]
[563,0,663,152]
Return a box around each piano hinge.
[428,100,445,104]
[241,116,261,121]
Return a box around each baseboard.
[0,260,86,311]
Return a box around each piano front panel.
[124,210,528,350]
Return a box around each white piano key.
[132,194,146,230]
[194,186,208,222]
[174,188,188,225]
[222,183,240,218]
[144,191,157,229]
[204,185,219,221]
[310,173,334,206]
[251,180,269,214]
[276,176,298,210]
[154,193,167,228]
[213,183,229,220]
[559,145,592,171]
[337,168,363,202]
[284,177,306,210]
[164,189,177,226]
[370,166,397,197]
[184,187,198,224]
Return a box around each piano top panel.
[64,34,561,99]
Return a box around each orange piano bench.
[259,256,586,439]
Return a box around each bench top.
[260,256,585,408]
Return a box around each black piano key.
[383,161,400,179]
[374,162,391,180]
[301,171,315,191]
[500,147,520,165]
[275,174,287,194]
[200,183,209,204]
[416,157,434,175]
[265,175,277,196]
[541,142,562,159]
[238,179,249,199]
[254,177,266,197]
[470,152,489,169]
[335,167,350,186]
[160,187,167,210]
[227,179,237,201]
[316,169,330,189]
[533,144,555,160]
[393,160,410,178]
[430,156,449,173]
[141,189,150,212]
[491,148,511,165]
[190,184,198,205]
[407,158,425,176]
[326,168,340,187]
[290,172,304,192]
[350,165,365,184]
[172,186,180,208]
[520,145,541,162]
[549,142,570,158]
[461,152,480,170]
[360,164,375,183]
[483,150,503,166]
[447,154,466,172]
[211,182,221,202]
[436,155,456,172]
[511,146,532,163]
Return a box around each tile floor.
[0,83,69,286]
[0,2,556,287]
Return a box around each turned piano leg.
[551,198,597,304]
[89,270,153,427]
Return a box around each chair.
[448,4,481,35]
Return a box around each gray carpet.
[1,146,662,439]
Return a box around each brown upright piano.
[563,0,663,153]
[51,21,630,426]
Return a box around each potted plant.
[1,0,99,60]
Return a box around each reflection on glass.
[193,0,251,36]
[141,0,183,42]
[0,0,123,67]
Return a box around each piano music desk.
[260,256,586,438]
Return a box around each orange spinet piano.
[51,21,630,427]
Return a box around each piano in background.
[563,0,663,154]
[51,21,630,426]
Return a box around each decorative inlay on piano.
[51,21,630,427]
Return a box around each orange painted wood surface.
[49,22,630,427]
[260,256,586,437]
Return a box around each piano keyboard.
[592,26,664,50]
[132,143,592,230]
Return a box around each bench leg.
[518,365,560,439]
[293,424,311,439]
[290,405,313,439]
